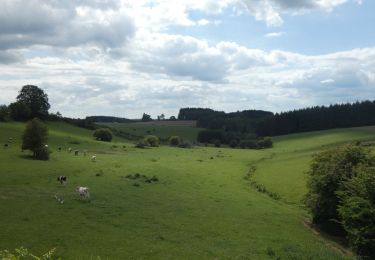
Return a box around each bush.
[144,135,159,147]
[135,141,148,149]
[93,128,113,142]
[337,167,375,258]
[178,141,193,148]
[22,118,49,160]
[213,139,221,147]
[257,137,273,148]
[34,146,50,160]
[169,136,181,146]
[305,144,375,234]
[229,139,238,148]
[197,130,224,143]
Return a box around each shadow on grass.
[303,220,353,258]
[18,154,36,160]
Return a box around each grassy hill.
[100,121,202,142]
[1,121,374,258]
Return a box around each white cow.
[76,186,90,199]
[91,155,96,162]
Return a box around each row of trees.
[305,144,375,258]
[197,130,273,149]
[257,101,375,136]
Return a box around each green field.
[100,121,202,142]
[1,121,375,259]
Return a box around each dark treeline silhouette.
[178,108,273,133]
[257,101,375,136]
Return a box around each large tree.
[17,85,50,119]
[22,118,49,160]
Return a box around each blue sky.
[0,0,374,118]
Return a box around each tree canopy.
[17,85,50,119]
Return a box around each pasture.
[1,121,374,259]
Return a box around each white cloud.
[0,0,372,118]
[265,32,284,38]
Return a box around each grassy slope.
[252,126,375,205]
[2,122,372,259]
[101,122,203,142]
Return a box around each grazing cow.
[74,150,79,156]
[76,186,90,199]
[91,155,96,162]
[57,175,67,184]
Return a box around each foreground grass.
[2,122,372,259]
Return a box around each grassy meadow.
[1,121,375,259]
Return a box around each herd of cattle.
[4,139,94,201]
[55,147,95,200]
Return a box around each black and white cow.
[57,176,67,184]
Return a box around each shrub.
[213,139,221,148]
[337,167,375,258]
[144,135,159,147]
[135,141,148,148]
[229,139,238,148]
[257,137,273,148]
[169,136,181,146]
[34,146,50,160]
[239,140,247,149]
[178,141,193,148]
[22,118,49,160]
[197,130,224,143]
[305,144,375,234]
[93,128,113,142]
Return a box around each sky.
[0,0,374,119]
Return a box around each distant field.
[101,121,202,142]
[1,121,374,258]
[253,126,375,205]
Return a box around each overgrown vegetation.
[305,144,375,258]
[197,129,273,149]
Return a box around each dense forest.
[178,108,273,132]
[256,101,375,136]
[178,101,375,138]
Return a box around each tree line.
[256,101,375,136]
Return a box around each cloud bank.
[0,0,372,118]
